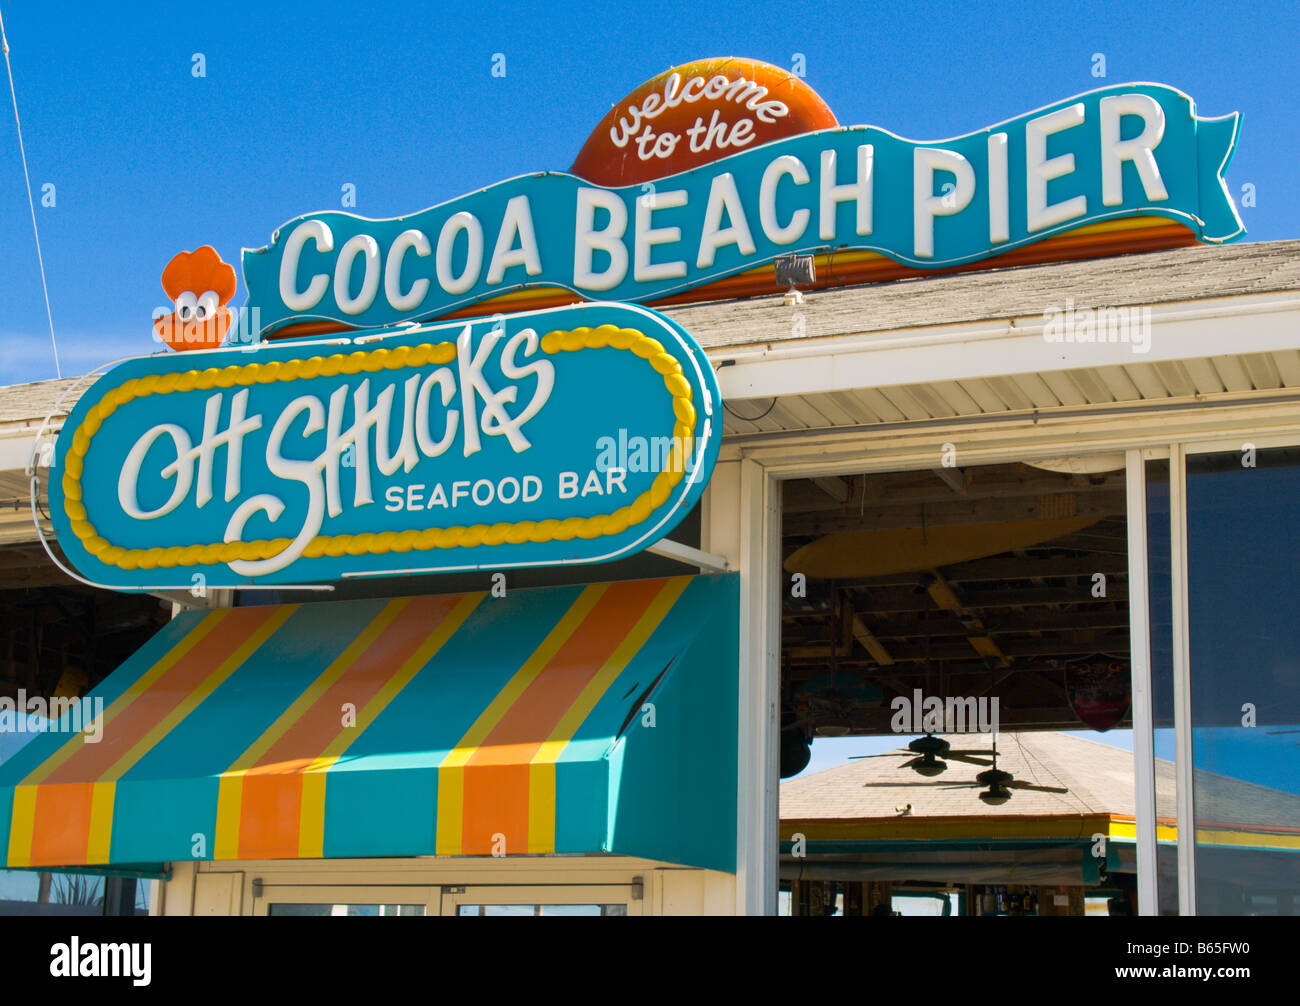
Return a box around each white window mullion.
[736,458,781,915]
[1169,443,1197,914]
[1125,449,1159,915]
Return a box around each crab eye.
[175,291,198,322]
[196,290,220,321]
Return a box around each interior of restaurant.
[777,450,1300,916]
[777,457,1143,916]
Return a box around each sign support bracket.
[646,537,730,572]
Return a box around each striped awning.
[1,574,737,872]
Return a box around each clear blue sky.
[1,0,1296,384]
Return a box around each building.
[1,59,1297,915]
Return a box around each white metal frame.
[439,884,644,916]
[251,883,442,916]
[1168,443,1197,914]
[727,408,1300,915]
[734,458,782,916]
[1125,449,1159,915]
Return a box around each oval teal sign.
[50,303,721,588]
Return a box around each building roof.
[1,242,1298,428]
[0,377,82,427]
[781,731,1300,837]
[782,732,1131,822]
[669,239,1300,350]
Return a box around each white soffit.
[708,293,1300,437]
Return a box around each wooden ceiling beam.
[849,613,895,665]
[784,493,1124,536]
[786,608,1131,639]
[787,632,1130,663]
[811,475,851,503]
[782,468,1124,514]
[930,466,967,495]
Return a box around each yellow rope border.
[60,325,697,572]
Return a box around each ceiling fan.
[785,687,862,737]
[850,733,994,777]
[785,602,868,738]
[858,736,1070,804]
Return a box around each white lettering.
[913,147,975,259]
[1027,103,1087,232]
[279,220,333,312]
[573,188,628,291]
[1100,94,1168,206]
[759,155,810,245]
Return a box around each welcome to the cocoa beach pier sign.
[49,57,1243,590]
[243,59,1242,336]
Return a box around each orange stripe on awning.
[234,594,471,859]
[27,783,94,868]
[460,578,668,855]
[25,607,283,866]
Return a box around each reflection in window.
[457,904,627,916]
[1146,459,1180,914]
[1187,448,1300,915]
[0,869,105,916]
[268,903,424,916]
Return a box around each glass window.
[1145,458,1180,914]
[0,869,105,916]
[1186,447,1300,915]
[456,904,627,916]
[268,903,425,916]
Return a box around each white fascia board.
[709,293,1300,402]
[0,427,47,473]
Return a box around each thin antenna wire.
[1,7,61,378]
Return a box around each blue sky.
[0,0,1297,384]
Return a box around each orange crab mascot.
[153,245,238,352]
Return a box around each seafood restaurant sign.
[241,59,1243,336]
[51,304,720,588]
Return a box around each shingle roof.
[781,732,1126,821]
[2,241,1298,425]
[780,731,1300,829]
[0,377,83,426]
[667,240,1300,350]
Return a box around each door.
[251,884,441,916]
[440,884,643,916]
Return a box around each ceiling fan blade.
[858,781,961,788]
[946,748,997,755]
[945,754,994,766]
[847,752,914,759]
[1005,780,1070,793]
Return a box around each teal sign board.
[244,82,1242,335]
[50,303,720,588]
